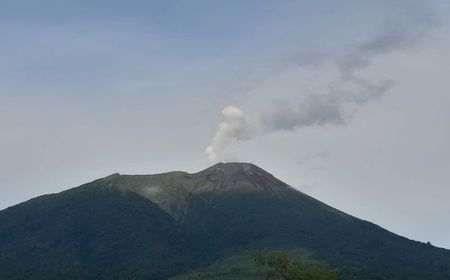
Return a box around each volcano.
[0,162,449,279]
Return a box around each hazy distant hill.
[1,162,449,279]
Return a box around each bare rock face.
[192,162,297,196]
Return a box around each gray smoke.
[262,77,394,131]
[262,18,434,131]
[206,17,437,163]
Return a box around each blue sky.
[1,1,450,248]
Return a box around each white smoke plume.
[206,106,251,163]
[206,16,437,163]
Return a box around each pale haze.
[1,0,450,249]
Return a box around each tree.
[253,251,338,280]
[187,273,206,280]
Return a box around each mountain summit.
[192,162,296,195]
[1,163,450,279]
[106,162,292,195]
[98,162,299,219]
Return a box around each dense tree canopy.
[253,251,338,280]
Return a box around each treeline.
[187,251,338,280]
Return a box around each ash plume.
[206,16,437,163]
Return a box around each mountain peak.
[197,162,263,176]
[3,162,450,279]
[192,162,293,195]
[94,162,297,219]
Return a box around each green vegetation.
[253,251,338,280]
[171,252,266,280]
[186,274,207,280]
[1,163,450,279]
[171,249,328,280]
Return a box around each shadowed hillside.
[1,163,449,279]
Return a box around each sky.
[1,0,450,248]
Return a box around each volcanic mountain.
[0,162,449,279]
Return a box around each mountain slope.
[0,162,449,279]
[0,180,200,279]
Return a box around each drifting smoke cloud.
[206,17,436,163]
[261,77,394,131]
